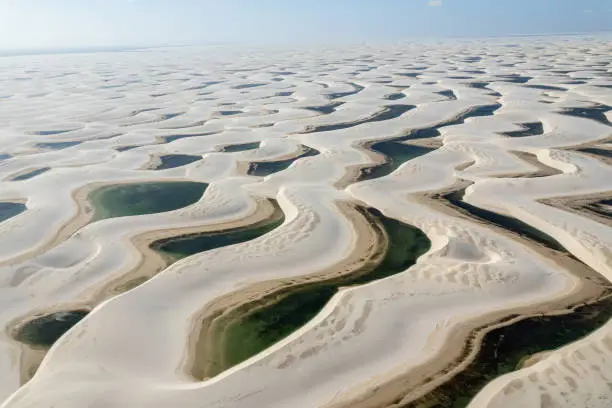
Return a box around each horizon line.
[1,29,611,58]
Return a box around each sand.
[186,202,385,380]
[0,35,610,408]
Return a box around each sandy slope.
[0,36,610,407]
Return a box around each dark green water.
[35,130,76,136]
[234,83,266,89]
[579,148,612,159]
[116,145,141,152]
[220,142,260,153]
[12,167,51,181]
[161,132,216,144]
[437,90,457,100]
[303,101,345,114]
[497,75,532,84]
[15,310,89,348]
[584,199,612,219]
[186,81,222,91]
[467,82,490,89]
[154,155,201,170]
[442,188,565,252]
[151,203,285,261]
[525,84,567,92]
[402,104,501,140]
[560,105,611,126]
[302,104,416,134]
[405,296,612,408]
[359,143,434,181]
[129,108,159,116]
[327,82,365,99]
[208,209,430,376]
[501,122,544,138]
[0,202,26,222]
[399,187,612,407]
[398,72,421,78]
[248,147,320,177]
[160,113,182,121]
[386,93,406,101]
[36,141,82,150]
[89,181,207,221]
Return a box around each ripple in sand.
[151,200,285,262]
[197,208,430,378]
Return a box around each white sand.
[0,36,610,407]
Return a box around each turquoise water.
[89,181,207,221]
[0,202,26,223]
[359,142,434,181]
[12,168,50,181]
[220,142,260,152]
[154,155,201,170]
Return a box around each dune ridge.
[0,35,610,407]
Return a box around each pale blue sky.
[0,0,611,51]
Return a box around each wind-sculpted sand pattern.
[0,36,610,407]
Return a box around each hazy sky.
[0,0,611,51]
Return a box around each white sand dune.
[0,36,610,407]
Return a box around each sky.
[0,0,611,51]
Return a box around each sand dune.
[0,36,610,407]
